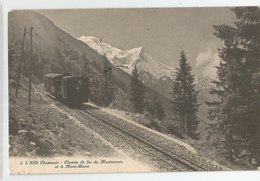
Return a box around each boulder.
[64,114,69,119]
[69,140,77,147]
[84,151,91,157]
[67,151,73,156]
[19,119,28,129]
[134,114,140,118]
[28,130,39,144]
[38,138,56,150]
[28,142,37,152]
[18,130,28,134]
[61,143,69,150]
[58,122,65,128]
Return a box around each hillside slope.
[8,10,174,116]
[9,10,107,72]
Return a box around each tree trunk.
[184,115,188,133]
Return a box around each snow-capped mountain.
[78,36,217,122]
[78,36,175,83]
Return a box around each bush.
[144,113,161,132]
[9,114,18,135]
[9,79,16,88]
[138,116,152,129]
[159,119,184,139]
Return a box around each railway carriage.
[61,76,88,106]
[43,73,64,99]
[43,73,88,107]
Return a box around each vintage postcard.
[8,7,260,174]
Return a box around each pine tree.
[206,7,260,163]
[153,96,166,120]
[130,65,146,113]
[145,101,155,115]
[171,51,200,139]
[79,53,90,102]
[102,58,115,107]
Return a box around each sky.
[36,8,236,79]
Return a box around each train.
[43,73,89,107]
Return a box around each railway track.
[40,87,208,172]
[77,109,208,172]
[37,84,223,172]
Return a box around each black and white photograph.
[7,7,260,174]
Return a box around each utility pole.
[28,27,34,105]
[15,27,27,97]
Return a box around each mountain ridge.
[78,36,175,81]
[78,35,218,123]
[9,10,177,117]
[78,35,217,110]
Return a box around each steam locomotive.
[43,73,88,107]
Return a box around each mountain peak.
[78,35,143,74]
[78,35,143,58]
[78,35,174,80]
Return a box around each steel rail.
[80,109,208,171]
[78,110,183,171]
[43,88,208,171]
[84,110,208,171]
